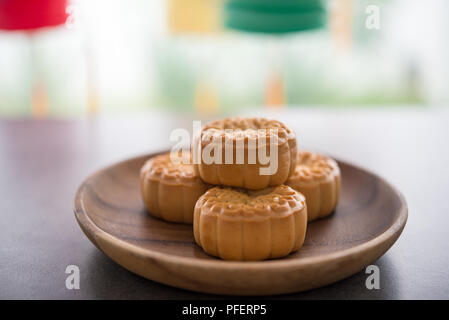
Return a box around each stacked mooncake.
[140,117,340,261]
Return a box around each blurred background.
[0,0,448,118]
[2,1,449,300]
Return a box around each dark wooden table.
[1,108,449,299]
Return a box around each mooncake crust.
[140,152,210,224]
[194,185,307,261]
[286,150,341,221]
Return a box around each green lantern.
[224,0,327,33]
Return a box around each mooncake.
[194,117,298,190]
[286,151,341,221]
[140,152,209,224]
[193,185,307,261]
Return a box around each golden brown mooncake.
[194,117,298,190]
[193,185,307,261]
[140,152,209,224]
[286,151,341,222]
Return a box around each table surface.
[1,108,449,299]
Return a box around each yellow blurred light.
[168,0,221,34]
[194,80,220,115]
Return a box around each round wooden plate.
[74,152,407,296]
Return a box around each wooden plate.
[74,152,407,296]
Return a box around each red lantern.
[0,0,68,31]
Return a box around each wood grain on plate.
[74,152,407,296]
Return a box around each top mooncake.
[194,117,298,190]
